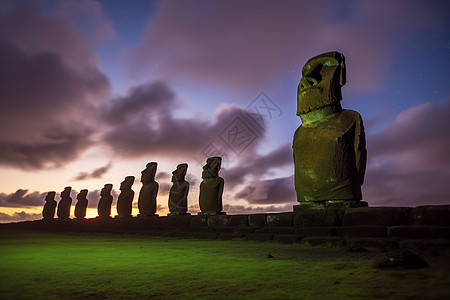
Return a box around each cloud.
[364,99,450,206]
[223,203,295,215]
[0,211,41,223]
[235,176,296,205]
[0,1,110,170]
[73,162,113,181]
[0,189,45,208]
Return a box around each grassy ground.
[0,230,449,300]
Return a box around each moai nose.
[299,76,318,90]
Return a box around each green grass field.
[0,230,449,299]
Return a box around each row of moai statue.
[42,157,225,220]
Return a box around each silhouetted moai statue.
[74,189,89,219]
[97,184,113,218]
[116,176,135,218]
[168,163,190,215]
[42,191,57,220]
[293,51,367,207]
[138,162,159,216]
[57,186,72,219]
[199,157,225,215]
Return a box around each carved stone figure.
[42,191,57,219]
[168,163,190,215]
[57,186,72,219]
[138,162,159,216]
[97,184,113,218]
[199,157,225,215]
[74,189,89,219]
[293,51,367,204]
[116,176,135,217]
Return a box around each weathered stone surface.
[199,157,224,215]
[168,163,189,215]
[138,162,158,216]
[134,215,161,226]
[207,215,230,227]
[116,176,135,218]
[42,191,57,220]
[408,205,450,226]
[295,227,336,237]
[57,187,72,219]
[248,214,267,227]
[343,207,411,226]
[293,51,366,203]
[346,238,399,252]
[337,226,387,238]
[273,234,301,244]
[244,234,273,242]
[74,189,88,219]
[254,227,294,235]
[97,184,113,219]
[294,209,342,227]
[399,239,450,256]
[234,227,256,235]
[190,215,209,227]
[159,216,176,226]
[266,212,294,227]
[217,233,245,240]
[374,250,427,269]
[388,225,450,239]
[228,215,249,227]
[301,237,345,247]
[173,215,192,227]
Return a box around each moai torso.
[42,192,57,219]
[57,187,72,219]
[199,157,224,215]
[117,176,135,217]
[168,163,190,214]
[138,162,158,216]
[74,190,89,219]
[98,184,113,218]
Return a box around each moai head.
[120,176,135,191]
[202,157,222,179]
[45,191,56,201]
[77,189,88,200]
[297,51,346,119]
[101,184,113,196]
[172,163,188,182]
[61,186,71,197]
[142,162,157,182]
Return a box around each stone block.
[343,207,411,226]
[173,215,192,227]
[294,209,342,227]
[228,215,249,227]
[266,212,294,227]
[244,234,274,242]
[248,214,267,227]
[234,227,256,234]
[388,225,450,239]
[217,233,245,240]
[254,227,294,234]
[190,215,209,227]
[337,226,387,238]
[295,227,336,237]
[301,237,346,247]
[408,205,450,226]
[159,216,176,227]
[207,215,230,227]
[346,238,399,252]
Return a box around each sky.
[1,0,450,223]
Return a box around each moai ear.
[339,53,347,87]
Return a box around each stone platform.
[2,205,450,255]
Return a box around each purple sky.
[1,0,450,222]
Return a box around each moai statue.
[199,157,225,215]
[116,176,135,217]
[138,162,159,216]
[74,189,89,219]
[57,186,72,219]
[97,184,113,218]
[293,51,367,207]
[168,163,190,215]
[42,191,57,220]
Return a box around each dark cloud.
[235,176,296,205]
[223,203,295,215]
[0,189,45,208]
[0,1,110,170]
[364,99,450,206]
[0,211,41,223]
[73,162,112,181]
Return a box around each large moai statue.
[97,184,113,218]
[138,162,159,216]
[199,157,225,215]
[116,176,135,218]
[74,189,89,219]
[42,191,57,220]
[57,186,72,219]
[293,51,367,207]
[168,163,190,215]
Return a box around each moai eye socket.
[302,65,311,77]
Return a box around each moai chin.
[42,191,57,220]
[293,51,367,208]
[198,157,225,215]
[97,184,113,218]
[138,162,159,217]
[74,189,89,219]
[57,186,72,219]
[168,163,190,215]
[116,176,135,217]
